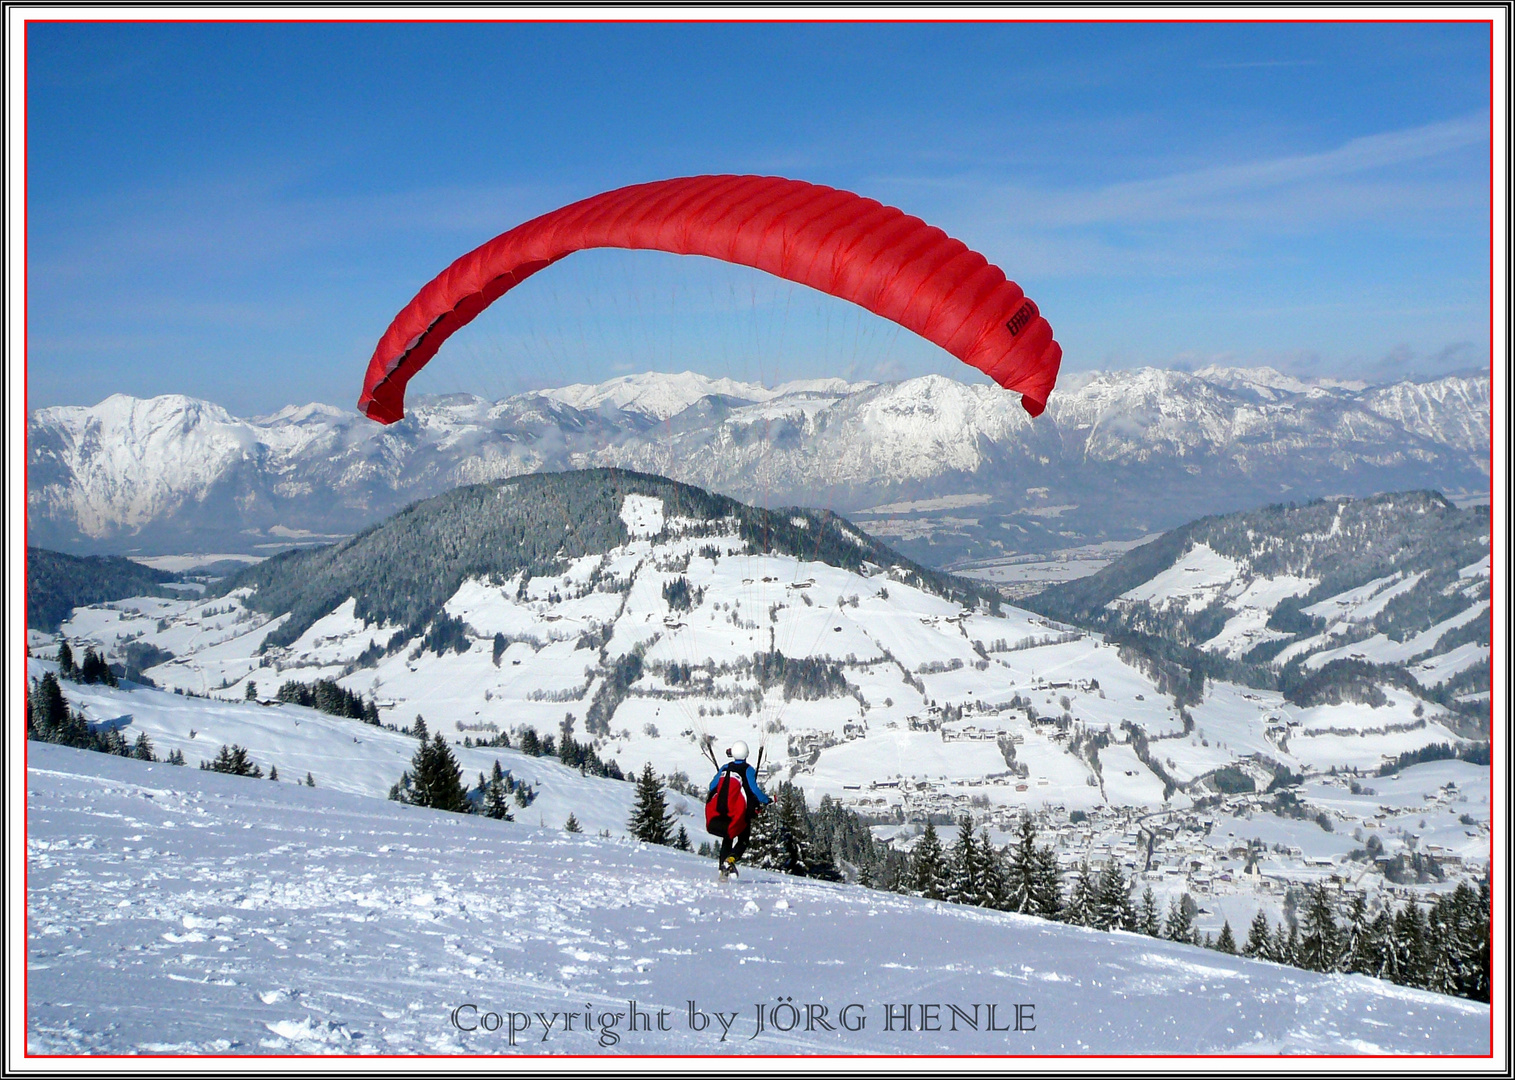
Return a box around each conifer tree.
[57,641,76,679]
[750,783,837,879]
[1164,894,1196,943]
[305,771,316,787]
[909,822,947,900]
[397,733,470,812]
[565,813,583,833]
[1362,908,1393,979]
[268,765,278,781]
[202,744,262,777]
[977,829,1008,910]
[167,748,186,766]
[1062,860,1098,927]
[484,778,514,820]
[1242,910,1272,959]
[29,673,69,741]
[1338,892,1371,973]
[628,763,674,845]
[945,816,980,906]
[1031,843,1064,919]
[674,825,691,850]
[78,647,117,686]
[1215,920,1237,954]
[1004,816,1040,914]
[1093,863,1135,931]
[245,681,258,701]
[1296,884,1340,973]
[1273,921,1299,967]
[1425,885,1484,998]
[1137,887,1163,937]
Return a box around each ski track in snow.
[27,744,1487,1057]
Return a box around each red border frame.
[16,11,1503,1065]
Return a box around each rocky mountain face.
[28,366,1488,565]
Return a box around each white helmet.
[726,740,749,761]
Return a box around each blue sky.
[26,19,1491,415]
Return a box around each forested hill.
[216,468,995,650]
[1023,491,1490,721]
[26,547,179,632]
[1029,491,1485,626]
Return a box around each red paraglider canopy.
[359,175,1061,423]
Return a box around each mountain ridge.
[28,367,1489,564]
[213,467,996,652]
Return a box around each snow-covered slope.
[28,367,1489,563]
[27,743,1489,1056]
[24,657,641,837]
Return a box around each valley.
[31,472,1491,953]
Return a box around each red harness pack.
[705,764,751,839]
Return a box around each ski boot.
[719,856,739,881]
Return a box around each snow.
[131,553,265,572]
[31,369,1490,560]
[1303,572,1426,623]
[533,371,872,422]
[1410,642,1491,688]
[1116,544,1243,612]
[1457,555,1490,579]
[27,743,1488,1055]
[1303,603,1489,671]
[26,658,639,838]
[619,494,665,538]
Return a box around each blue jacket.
[709,760,770,805]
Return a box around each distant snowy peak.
[530,370,872,420]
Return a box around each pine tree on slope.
[628,763,673,845]
[1242,910,1272,959]
[1137,887,1163,938]
[909,822,947,900]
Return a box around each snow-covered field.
[26,744,1489,1057]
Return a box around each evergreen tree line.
[661,576,700,611]
[1377,741,1489,776]
[26,546,178,633]
[55,641,117,686]
[1237,882,1489,1002]
[749,651,853,702]
[585,651,644,736]
[625,762,1492,1008]
[27,673,323,780]
[905,816,1489,1004]
[504,723,625,780]
[389,719,536,817]
[274,677,380,723]
[27,672,151,759]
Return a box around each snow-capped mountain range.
[27,366,1489,564]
